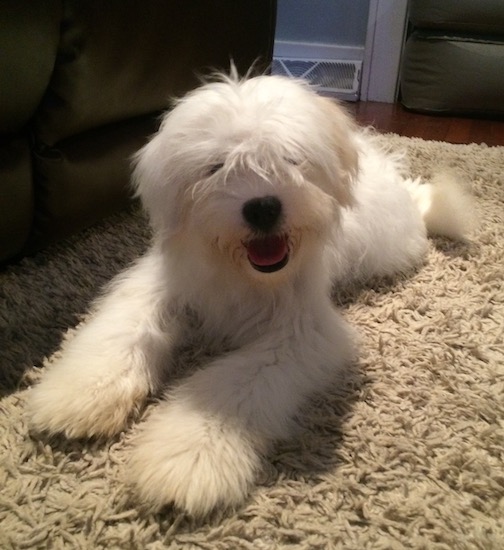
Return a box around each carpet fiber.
[1,134,503,549]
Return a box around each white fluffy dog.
[27,72,471,516]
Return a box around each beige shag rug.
[1,134,503,549]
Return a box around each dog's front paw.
[27,355,150,439]
[128,400,262,516]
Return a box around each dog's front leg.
[27,251,176,439]
[128,308,355,516]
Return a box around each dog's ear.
[316,96,359,207]
[132,130,183,239]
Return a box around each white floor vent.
[272,58,362,101]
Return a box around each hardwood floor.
[346,101,504,147]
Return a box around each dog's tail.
[403,172,476,240]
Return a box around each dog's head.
[133,74,358,283]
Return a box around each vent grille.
[272,58,362,100]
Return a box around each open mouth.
[244,235,289,273]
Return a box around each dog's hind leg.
[27,250,176,439]
[128,305,356,516]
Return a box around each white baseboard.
[273,40,365,62]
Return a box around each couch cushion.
[30,116,157,247]
[0,0,61,134]
[409,0,504,35]
[0,138,33,261]
[400,32,504,115]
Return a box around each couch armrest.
[36,0,277,146]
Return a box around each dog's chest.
[176,294,275,350]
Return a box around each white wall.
[275,0,370,46]
[274,0,408,103]
[273,0,371,100]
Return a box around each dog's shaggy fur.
[27,73,473,516]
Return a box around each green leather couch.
[400,0,504,115]
[0,0,276,262]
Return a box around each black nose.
[242,196,282,232]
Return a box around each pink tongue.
[246,236,288,266]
